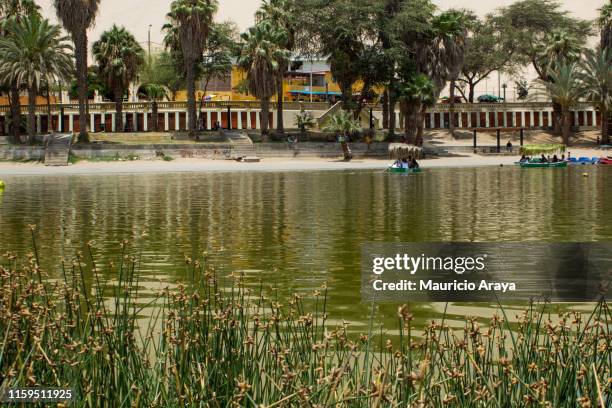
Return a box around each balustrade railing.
[0,100,597,114]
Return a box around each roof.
[289,90,341,96]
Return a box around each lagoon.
[1,165,610,333]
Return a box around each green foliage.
[0,15,73,92]
[237,21,290,100]
[237,20,290,135]
[538,62,584,144]
[600,1,612,50]
[0,0,39,24]
[579,48,612,144]
[294,110,315,132]
[141,83,168,102]
[1,242,610,407]
[139,52,184,101]
[295,0,382,110]
[458,15,517,102]
[323,110,361,136]
[165,0,218,137]
[538,62,584,109]
[495,0,591,80]
[68,67,109,100]
[92,25,144,97]
[200,21,238,91]
[0,14,72,140]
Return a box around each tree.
[68,67,110,101]
[200,22,238,95]
[389,3,469,144]
[323,110,361,160]
[599,1,611,51]
[141,84,168,132]
[0,15,73,143]
[54,0,100,142]
[92,25,145,133]
[538,62,584,145]
[458,15,517,103]
[580,48,612,145]
[397,73,435,145]
[294,110,315,133]
[496,0,590,135]
[375,0,407,137]
[256,0,296,134]
[431,10,469,133]
[0,0,40,143]
[165,0,217,139]
[295,0,382,112]
[237,21,290,139]
[139,52,184,101]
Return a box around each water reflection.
[1,166,610,332]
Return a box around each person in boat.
[402,158,410,168]
[409,157,420,169]
[540,154,548,163]
[561,154,565,161]
[519,155,528,163]
[393,159,402,168]
[552,155,559,163]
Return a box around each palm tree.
[237,21,290,140]
[142,84,169,132]
[256,0,295,134]
[165,0,217,139]
[431,10,469,134]
[598,2,611,52]
[323,110,361,161]
[580,48,612,145]
[92,26,145,133]
[0,15,73,143]
[294,110,315,134]
[536,29,583,136]
[53,0,100,142]
[538,62,584,146]
[0,0,40,143]
[397,74,435,146]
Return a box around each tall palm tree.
[536,29,583,136]
[165,0,217,139]
[54,0,100,142]
[0,15,73,143]
[92,26,145,133]
[431,10,469,133]
[598,2,611,52]
[580,48,612,145]
[237,21,290,140]
[323,110,361,161]
[256,0,295,134]
[0,0,40,143]
[397,74,435,145]
[538,62,584,146]
[142,84,169,132]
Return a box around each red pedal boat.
[599,157,612,165]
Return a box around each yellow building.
[173,59,382,103]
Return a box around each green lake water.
[1,166,610,334]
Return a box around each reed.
[1,236,610,407]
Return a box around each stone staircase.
[44,134,72,166]
[223,130,259,161]
[316,102,342,129]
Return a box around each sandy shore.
[0,148,608,176]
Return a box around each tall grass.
[1,235,610,407]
